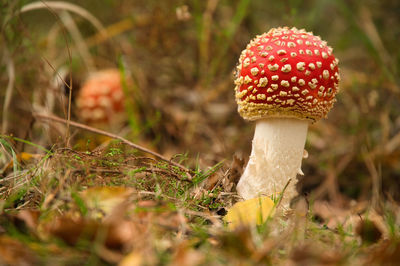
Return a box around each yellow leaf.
[80,187,133,217]
[2,152,39,172]
[119,251,143,266]
[224,196,275,230]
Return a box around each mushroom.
[234,27,340,205]
[76,69,126,129]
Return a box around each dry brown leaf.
[47,214,145,251]
[95,245,125,264]
[171,241,205,266]
[105,219,141,250]
[228,154,245,187]
[355,209,387,243]
[204,171,222,191]
[137,200,158,208]
[355,218,382,244]
[46,197,184,255]
[136,208,186,233]
[15,210,40,232]
[2,210,41,237]
[48,215,99,246]
[0,235,38,266]
[218,226,256,259]
[366,239,400,265]
[312,201,360,230]
[312,201,387,240]
[289,243,343,266]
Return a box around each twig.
[33,112,192,177]
[44,2,74,148]
[313,151,354,204]
[85,18,133,48]
[383,131,400,154]
[362,147,381,210]
[1,46,15,134]
[59,11,95,72]
[20,1,107,37]
[358,6,392,70]
[198,0,219,84]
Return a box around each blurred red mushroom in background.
[76,69,127,131]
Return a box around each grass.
[1,0,400,264]
[1,138,400,265]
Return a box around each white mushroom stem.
[236,118,309,207]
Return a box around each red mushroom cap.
[76,69,125,125]
[234,27,340,122]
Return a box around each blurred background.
[1,0,400,203]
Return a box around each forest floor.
[1,0,400,265]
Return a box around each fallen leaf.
[355,218,382,244]
[1,152,41,175]
[311,201,359,229]
[224,196,275,230]
[218,226,256,258]
[48,216,99,246]
[312,201,387,239]
[228,154,245,186]
[2,210,41,236]
[171,241,205,266]
[204,171,222,191]
[119,251,143,266]
[48,215,144,251]
[16,210,40,232]
[0,235,38,266]
[366,239,400,265]
[288,243,343,266]
[80,186,133,217]
[96,245,124,264]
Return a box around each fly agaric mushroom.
[234,27,340,205]
[76,69,126,129]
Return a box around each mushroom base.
[236,118,308,207]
